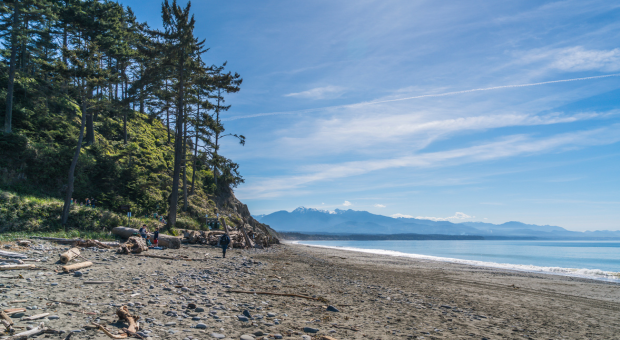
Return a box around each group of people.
[70,197,96,208]
[138,225,159,247]
[136,223,231,258]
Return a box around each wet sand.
[1,241,619,339]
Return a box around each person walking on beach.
[219,233,231,258]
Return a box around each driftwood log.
[59,248,80,264]
[0,264,36,271]
[116,306,139,333]
[117,237,148,254]
[0,250,27,259]
[112,227,181,249]
[73,239,116,248]
[3,309,26,315]
[1,259,24,264]
[62,261,93,272]
[1,310,13,332]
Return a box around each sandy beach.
[1,241,619,340]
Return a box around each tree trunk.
[123,109,127,144]
[182,115,188,211]
[190,122,199,195]
[4,2,19,134]
[166,80,170,143]
[61,110,87,227]
[213,89,221,189]
[168,59,184,229]
[85,112,94,145]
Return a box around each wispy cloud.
[520,47,620,72]
[416,212,473,221]
[235,125,620,198]
[225,74,620,121]
[284,86,345,100]
[343,200,352,206]
[374,204,386,208]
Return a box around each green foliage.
[0,190,161,233]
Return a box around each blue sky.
[121,0,620,231]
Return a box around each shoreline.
[289,240,620,284]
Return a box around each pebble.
[195,307,205,312]
[273,334,282,339]
[240,336,254,340]
[326,305,339,312]
[211,333,225,339]
[303,327,319,333]
[237,315,249,322]
[243,310,251,318]
[195,323,208,329]
[48,315,60,320]
[267,312,276,317]
[301,336,311,340]
[165,322,177,326]
[73,271,83,277]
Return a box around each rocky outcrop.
[214,187,280,246]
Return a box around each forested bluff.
[0,0,277,241]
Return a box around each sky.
[120,0,620,231]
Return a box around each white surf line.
[295,242,620,283]
[224,73,620,121]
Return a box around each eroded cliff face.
[213,187,280,246]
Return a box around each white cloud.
[374,204,386,208]
[520,46,620,72]
[277,110,611,157]
[392,213,414,218]
[343,201,352,206]
[416,212,473,221]
[235,124,620,199]
[284,86,345,100]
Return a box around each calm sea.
[297,240,620,282]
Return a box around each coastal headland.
[1,240,619,339]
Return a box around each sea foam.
[294,241,620,283]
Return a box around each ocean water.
[297,240,620,282]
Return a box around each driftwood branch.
[5,322,46,339]
[21,313,49,321]
[91,322,127,339]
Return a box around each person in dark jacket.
[219,233,231,258]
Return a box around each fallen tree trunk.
[62,261,92,272]
[59,248,80,264]
[30,237,79,244]
[0,264,36,271]
[112,227,180,249]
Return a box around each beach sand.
[1,241,619,339]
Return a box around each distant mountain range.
[254,207,620,239]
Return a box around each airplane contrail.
[223,73,620,121]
